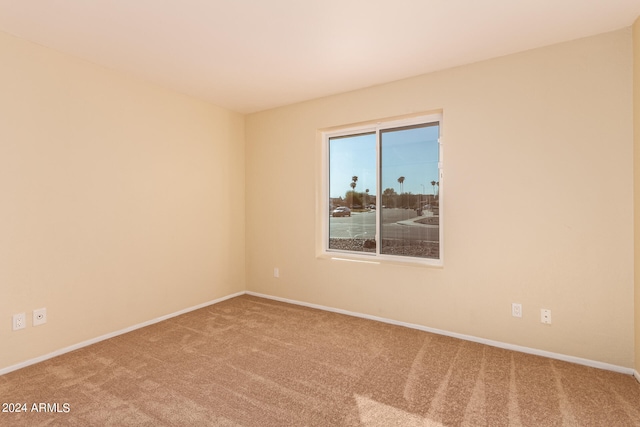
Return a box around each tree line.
[338,175,438,209]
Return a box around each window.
[324,114,442,265]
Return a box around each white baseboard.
[4,290,635,379]
[246,291,636,377]
[0,291,245,377]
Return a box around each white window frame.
[319,113,443,267]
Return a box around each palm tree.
[431,180,436,196]
[397,176,405,193]
[349,176,358,208]
[349,180,356,208]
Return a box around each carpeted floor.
[1,294,639,426]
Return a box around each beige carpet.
[1,294,639,426]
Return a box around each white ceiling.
[0,1,639,113]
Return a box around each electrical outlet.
[541,308,552,324]
[33,308,47,326]
[274,267,279,278]
[512,303,522,318]
[12,313,26,331]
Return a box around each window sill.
[317,251,443,268]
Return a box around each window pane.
[380,123,439,259]
[328,132,376,253]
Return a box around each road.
[329,208,439,242]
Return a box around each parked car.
[332,206,351,217]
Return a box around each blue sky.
[329,124,439,199]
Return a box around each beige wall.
[1,24,636,373]
[634,17,640,376]
[246,29,635,367]
[0,31,246,370]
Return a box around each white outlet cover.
[12,313,26,330]
[541,308,552,324]
[33,308,47,326]
[511,303,522,318]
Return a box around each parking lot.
[329,208,439,242]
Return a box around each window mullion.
[375,126,381,256]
